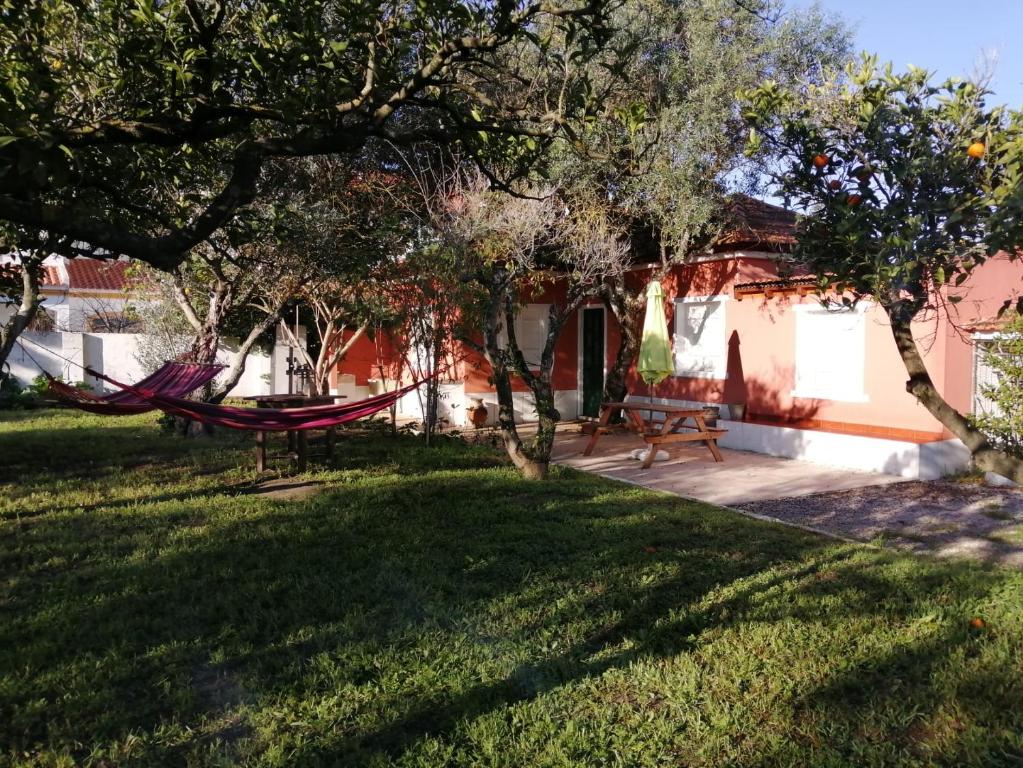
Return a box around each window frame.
[790,302,870,403]
[672,294,729,380]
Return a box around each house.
[0,255,142,333]
[333,196,1023,480]
[1,255,289,397]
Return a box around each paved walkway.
[551,424,1023,569]
[552,426,905,506]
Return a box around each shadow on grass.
[2,421,1022,765]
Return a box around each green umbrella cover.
[637,280,674,386]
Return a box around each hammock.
[84,367,422,431]
[46,362,224,416]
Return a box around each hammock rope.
[85,366,426,431]
[16,335,223,415]
[16,333,432,431]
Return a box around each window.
[84,310,141,333]
[792,303,869,402]
[974,339,1000,416]
[505,304,550,369]
[673,296,727,379]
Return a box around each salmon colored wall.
[458,280,583,393]
[942,252,1023,417]
[329,328,397,387]
[335,279,598,394]
[621,256,948,434]
[333,252,1021,432]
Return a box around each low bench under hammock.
[81,367,423,431]
[46,362,224,416]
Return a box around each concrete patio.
[551,425,906,506]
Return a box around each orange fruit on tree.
[967,142,986,159]
[846,194,862,206]
[828,180,842,190]
[812,153,830,169]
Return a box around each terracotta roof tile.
[64,258,132,291]
[41,265,62,287]
[714,194,797,251]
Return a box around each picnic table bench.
[243,393,345,472]
[582,401,727,469]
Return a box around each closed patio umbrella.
[637,280,674,457]
[638,279,674,391]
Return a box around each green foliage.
[973,315,1023,458]
[0,372,43,409]
[0,0,621,268]
[0,372,68,409]
[3,410,1023,764]
[552,0,851,258]
[743,56,1014,319]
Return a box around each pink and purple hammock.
[47,363,422,431]
[45,362,224,416]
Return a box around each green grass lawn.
[2,409,1023,767]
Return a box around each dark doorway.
[581,307,605,418]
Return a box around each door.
[581,307,605,418]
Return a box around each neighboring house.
[1,255,290,398]
[334,196,1023,479]
[21,255,141,333]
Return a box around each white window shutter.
[674,299,726,378]
[794,307,867,401]
[513,304,549,369]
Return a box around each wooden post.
[296,430,308,472]
[255,430,266,473]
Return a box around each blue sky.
[788,0,1023,108]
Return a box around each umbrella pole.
[649,379,655,432]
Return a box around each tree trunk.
[209,311,283,403]
[480,286,550,479]
[889,311,1023,482]
[601,284,644,420]
[0,256,42,371]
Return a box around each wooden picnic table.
[582,401,727,469]
[242,393,345,472]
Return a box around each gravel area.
[736,480,1023,569]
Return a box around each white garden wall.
[7,331,291,399]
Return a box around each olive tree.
[431,170,629,479]
[548,0,851,405]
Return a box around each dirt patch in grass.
[242,478,324,501]
[736,481,1023,568]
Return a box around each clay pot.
[701,406,720,428]
[468,398,489,428]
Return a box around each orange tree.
[743,56,1023,482]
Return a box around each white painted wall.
[462,388,579,427]
[398,382,467,427]
[623,392,972,480]
[7,332,75,383]
[7,331,290,399]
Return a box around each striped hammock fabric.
[80,367,424,431]
[46,362,224,415]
